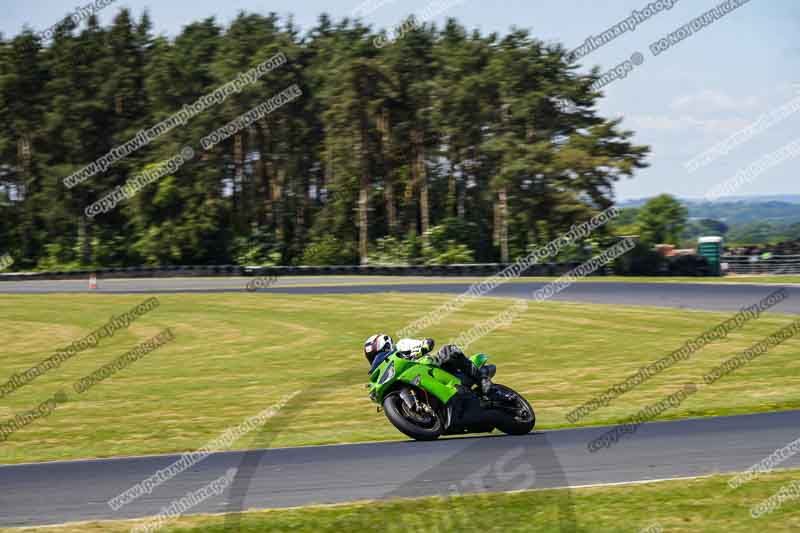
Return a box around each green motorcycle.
[367,351,535,441]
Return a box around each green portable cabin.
[698,236,724,276]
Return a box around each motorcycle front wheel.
[383,389,443,441]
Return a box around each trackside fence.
[722,255,800,275]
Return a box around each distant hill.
[618,194,800,208]
[685,201,800,225]
[616,195,800,245]
[617,196,800,226]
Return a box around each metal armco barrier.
[0,263,588,282]
[0,256,725,282]
[721,255,800,275]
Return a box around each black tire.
[383,390,443,441]
[492,384,536,436]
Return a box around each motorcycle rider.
[363,334,496,394]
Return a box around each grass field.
[8,469,800,532]
[0,292,798,464]
[268,275,800,287]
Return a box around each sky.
[3,0,800,201]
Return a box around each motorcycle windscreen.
[368,350,393,375]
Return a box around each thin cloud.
[627,114,750,136]
[670,89,760,114]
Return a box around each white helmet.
[364,333,394,365]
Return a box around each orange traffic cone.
[89,273,97,290]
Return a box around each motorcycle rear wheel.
[492,384,536,435]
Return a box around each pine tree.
[0,9,650,268]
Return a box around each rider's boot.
[463,361,495,395]
[478,364,496,395]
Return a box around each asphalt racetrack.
[1,410,799,527]
[0,276,798,314]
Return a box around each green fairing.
[368,352,468,405]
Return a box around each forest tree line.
[0,8,649,269]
